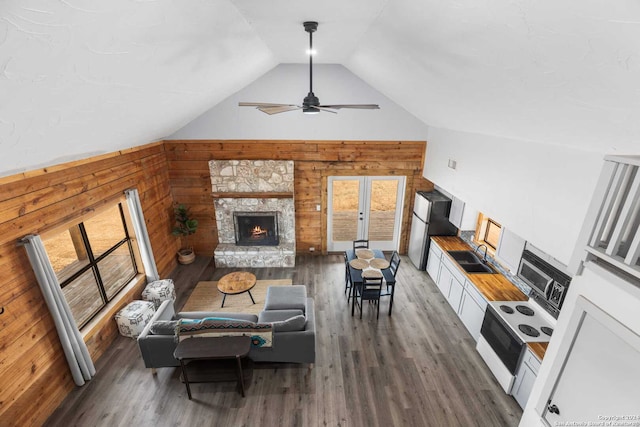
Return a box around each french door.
[327,176,406,252]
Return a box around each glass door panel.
[367,178,403,250]
[329,178,363,251]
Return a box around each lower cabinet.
[447,271,464,312]
[426,248,441,282]
[438,261,464,312]
[435,261,452,297]
[458,287,486,341]
[430,240,488,341]
[512,347,541,409]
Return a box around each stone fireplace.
[210,160,295,267]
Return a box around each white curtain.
[125,188,160,282]
[23,235,96,386]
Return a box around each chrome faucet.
[475,244,488,263]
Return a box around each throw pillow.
[272,315,306,332]
[177,318,273,347]
[149,320,178,335]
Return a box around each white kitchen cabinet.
[495,227,526,273]
[447,268,464,312]
[512,347,541,409]
[458,282,487,341]
[436,261,453,298]
[438,254,467,314]
[449,196,464,228]
[426,248,441,282]
[448,196,479,231]
[429,238,489,341]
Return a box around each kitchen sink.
[448,250,482,264]
[447,250,496,274]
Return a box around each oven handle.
[543,278,553,297]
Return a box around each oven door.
[476,306,525,393]
[518,258,553,298]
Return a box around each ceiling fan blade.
[239,102,301,115]
[257,105,301,115]
[319,104,380,110]
[315,106,338,114]
[239,102,293,107]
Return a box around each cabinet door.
[447,274,464,312]
[458,290,486,341]
[436,263,453,297]
[512,358,537,409]
[495,227,526,273]
[426,248,441,282]
[449,196,464,228]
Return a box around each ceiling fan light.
[303,107,320,115]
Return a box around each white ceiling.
[1,0,640,176]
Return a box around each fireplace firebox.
[233,211,280,246]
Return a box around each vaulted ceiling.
[2,0,639,176]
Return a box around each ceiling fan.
[239,21,380,115]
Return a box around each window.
[475,213,502,251]
[42,203,138,328]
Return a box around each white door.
[540,297,640,424]
[327,176,405,252]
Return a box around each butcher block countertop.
[431,236,548,359]
[527,342,548,361]
[431,236,528,302]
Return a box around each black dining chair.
[344,252,353,300]
[353,239,369,250]
[387,251,401,290]
[354,276,384,319]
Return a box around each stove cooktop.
[490,300,556,343]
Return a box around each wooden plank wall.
[165,140,432,255]
[0,143,178,426]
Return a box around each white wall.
[169,64,429,141]
[423,126,604,264]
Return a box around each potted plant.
[172,203,198,264]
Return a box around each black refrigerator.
[407,190,458,270]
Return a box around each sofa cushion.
[177,311,258,323]
[258,309,304,323]
[177,318,272,348]
[271,315,306,332]
[263,285,307,311]
[149,320,178,335]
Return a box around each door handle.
[547,403,560,415]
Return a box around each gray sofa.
[137,285,316,369]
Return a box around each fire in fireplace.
[233,211,280,246]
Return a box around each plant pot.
[177,248,196,265]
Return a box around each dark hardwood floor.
[45,254,523,427]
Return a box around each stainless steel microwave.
[517,250,571,317]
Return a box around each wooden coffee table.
[217,272,257,308]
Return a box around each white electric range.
[477,298,556,393]
[489,299,556,343]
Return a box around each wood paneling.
[165,140,427,255]
[0,143,179,426]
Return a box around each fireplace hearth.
[233,211,279,246]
